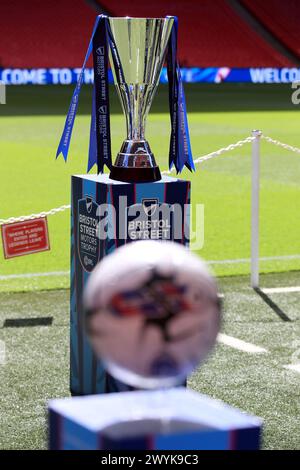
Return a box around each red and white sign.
[1,217,50,259]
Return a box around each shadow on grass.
[3,317,53,327]
[0,83,297,116]
[254,287,292,322]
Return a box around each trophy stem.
[126,118,146,141]
[111,83,162,182]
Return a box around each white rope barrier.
[0,205,71,225]
[261,135,300,155]
[1,133,300,227]
[162,136,255,174]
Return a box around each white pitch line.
[283,364,300,374]
[217,333,267,354]
[262,286,300,294]
[1,253,300,281]
[0,271,69,280]
[207,254,300,265]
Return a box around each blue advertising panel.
[1,67,300,85]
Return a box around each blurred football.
[84,240,220,388]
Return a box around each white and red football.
[84,240,220,389]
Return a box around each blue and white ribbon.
[167,16,195,173]
[90,15,112,172]
[56,15,102,164]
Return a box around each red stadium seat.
[96,0,293,66]
[0,0,295,68]
[0,0,96,68]
[242,0,300,57]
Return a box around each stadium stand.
[0,0,96,67]
[0,0,295,67]
[242,0,300,58]
[96,0,293,67]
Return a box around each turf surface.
[1,84,300,291]
[0,271,299,449]
[0,84,299,450]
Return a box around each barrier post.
[251,130,262,288]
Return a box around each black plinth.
[109,165,161,183]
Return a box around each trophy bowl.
[108,17,174,183]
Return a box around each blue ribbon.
[87,82,97,171]
[167,16,195,173]
[57,15,195,175]
[90,16,112,172]
[56,15,104,166]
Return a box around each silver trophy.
[108,17,174,183]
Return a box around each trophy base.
[109,165,161,183]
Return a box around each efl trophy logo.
[127,198,172,241]
[96,46,105,56]
[142,198,159,217]
[77,196,101,272]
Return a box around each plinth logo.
[127,198,173,241]
[96,47,105,56]
[77,196,101,272]
[142,198,159,217]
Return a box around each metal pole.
[251,130,262,288]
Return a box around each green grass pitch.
[1,84,300,290]
[0,271,299,449]
[0,84,300,449]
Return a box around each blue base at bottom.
[49,388,262,450]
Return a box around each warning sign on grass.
[1,217,50,259]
